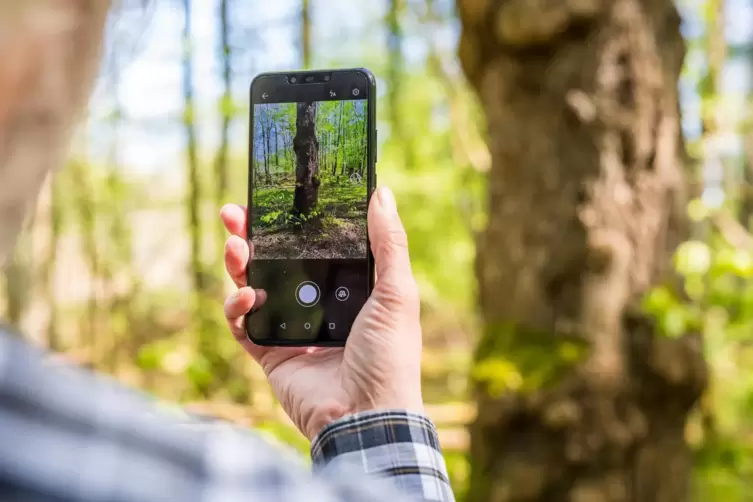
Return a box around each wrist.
[355,401,425,417]
[354,387,425,416]
[306,400,354,441]
[307,399,425,441]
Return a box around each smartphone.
[245,68,377,346]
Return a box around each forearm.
[310,410,455,502]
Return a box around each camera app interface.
[248,96,369,343]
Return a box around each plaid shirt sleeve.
[311,411,454,502]
[0,327,455,502]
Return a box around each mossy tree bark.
[457,1,707,500]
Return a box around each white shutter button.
[296,282,320,307]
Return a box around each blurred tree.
[301,0,312,69]
[182,0,203,295]
[696,0,726,442]
[744,112,753,227]
[386,0,414,169]
[3,224,32,328]
[103,35,138,372]
[458,1,707,500]
[215,0,232,243]
[182,0,233,399]
[740,38,753,226]
[46,178,62,351]
[69,159,101,351]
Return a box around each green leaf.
[661,306,689,338]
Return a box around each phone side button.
[375,129,378,163]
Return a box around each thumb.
[368,187,415,295]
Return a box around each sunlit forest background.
[1,0,753,500]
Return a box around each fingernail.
[377,186,396,216]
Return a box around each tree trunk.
[293,101,319,216]
[739,8,753,228]
[215,0,232,240]
[182,0,204,295]
[386,0,414,168]
[458,1,707,501]
[69,160,100,351]
[743,131,753,228]
[301,0,312,68]
[335,101,344,175]
[47,176,61,351]
[3,232,31,327]
[265,109,273,181]
[274,120,279,168]
[261,108,269,183]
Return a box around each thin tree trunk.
[288,125,295,172]
[105,45,125,373]
[293,101,319,216]
[46,177,61,351]
[727,1,753,226]
[4,231,31,328]
[215,0,232,239]
[329,132,334,175]
[387,0,414,169]
[183,0,233,398]
[696,0,726,439]
[283,127,293,173]
[743,128,753,227]
[274,120,279,168]
[458,1,707,500]
[301,0,311,68]
[261,109,270,183]
[342,112,350,175]
[265,110,273,180]
[182,0,204,293]
[387,0,402,135]
[69,160,99,351]
[336,101,344,175]
[321,130,326,174]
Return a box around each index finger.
[220,203,248,238]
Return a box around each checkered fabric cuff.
[311,410,454,502]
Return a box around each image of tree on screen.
[252,99,368,259]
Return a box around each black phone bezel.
[245,68,377,347]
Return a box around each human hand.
[220,186,424,440]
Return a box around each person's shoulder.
[0,325,306,500]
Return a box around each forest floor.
[252,175,368,259]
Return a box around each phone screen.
[246,70,375,346]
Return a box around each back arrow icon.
[262,93,269,100]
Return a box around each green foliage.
[694,438,753,502]
[641,193,753,497]
[378,69,485,311]
[471,322,588,396]
[253,176,366,232]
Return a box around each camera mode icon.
[335,287,350,302]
